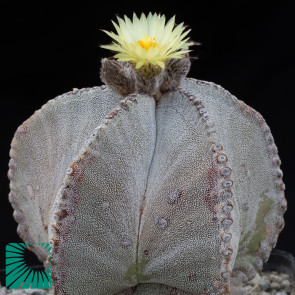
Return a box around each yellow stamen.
[136,34,158,51]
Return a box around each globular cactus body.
[8,78,286,295]
[8,12,286,295]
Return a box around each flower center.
[136,34,158,51]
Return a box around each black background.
[0,0,294,275]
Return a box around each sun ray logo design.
[5,243,51,289]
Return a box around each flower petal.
[101,13,195,69]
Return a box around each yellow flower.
[101,12,194,70]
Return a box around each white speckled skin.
[8,77,286,295]
[8,86,121,261]
[181,79,286,285]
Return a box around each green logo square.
[5,243,52,289]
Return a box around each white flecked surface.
[1,271,294,295]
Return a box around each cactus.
[8,12,286,295]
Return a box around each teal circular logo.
[5,243,51,289]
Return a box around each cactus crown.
[100,12,197,101]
